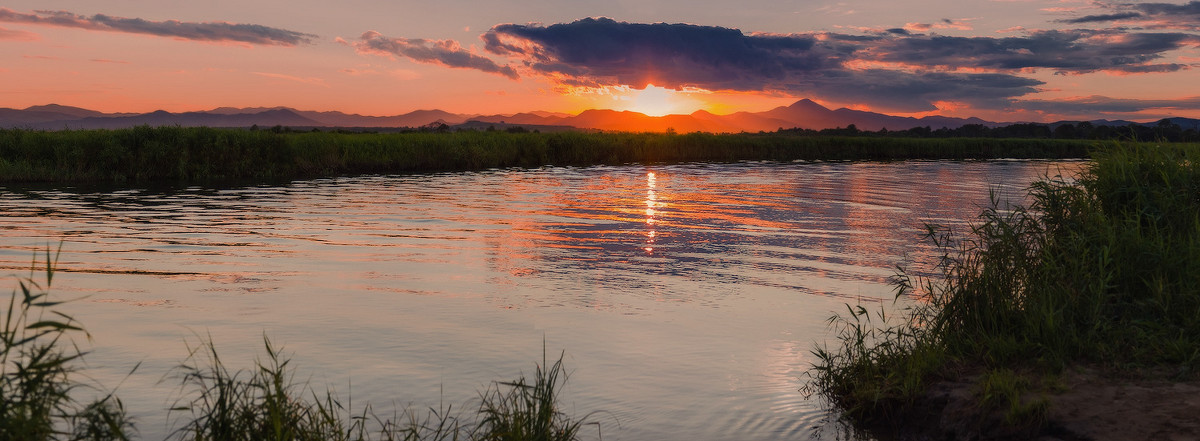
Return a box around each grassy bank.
[2,251,593,441]
[807,142,1200,436]
[0,126,1100,183]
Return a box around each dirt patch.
[1045,368,1200,441]
[867,367,1200,441]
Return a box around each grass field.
[0,126,1100,183]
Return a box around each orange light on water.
[645,171,659,253]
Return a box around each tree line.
[774,118,1200,142]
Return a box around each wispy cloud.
[349,31,518,79]
[1055,1,1200,31]
[901,18,975,33]
[340,66,421,80]
[252,72,328,87]
[0,8,316,46]
[1057,12,1143,24]
[0,25,37,41]
[1017,95,1200,114]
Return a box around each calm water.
[0,160,1080,440]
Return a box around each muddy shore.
[868,367,1200,441]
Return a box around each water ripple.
[0,159,1083,441]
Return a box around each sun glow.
[626,84,706,117]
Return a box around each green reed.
[0,246,134,441]
[807,142,1200,431]
[168,338,593,441]
[0,126,1101,183]
[472,349,593,441]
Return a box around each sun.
[627,85,704,116]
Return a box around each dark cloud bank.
[471,16,1199,112]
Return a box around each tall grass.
[3,251,594,441]
[167,336,349,441]
[808,142,1200,429]
[473,350,592,441]
[169,338,593,441]
[0,126,1101,183]
[0,246,134,441]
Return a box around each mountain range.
[1,100,1196,133]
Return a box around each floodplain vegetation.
[1,249,594,441]
[0,126,1101,183]
[806,142,1200,438]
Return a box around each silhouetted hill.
[23,104,111,118]
[1165,117,1200,129]
[759,99,840,129]
[1,101,1196,134]
[20,108,321,129]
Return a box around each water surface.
[0,160,1081,440]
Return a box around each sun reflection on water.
[645,171,658,254]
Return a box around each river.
[0,159,1082,440]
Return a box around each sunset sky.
[2,0,1199,122]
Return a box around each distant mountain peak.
[258,108,304,116]
[206,106,289,115]
[25,104,84,111]
[22,104,106,118]
[789,99,829,111]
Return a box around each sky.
[2,0,1199,122]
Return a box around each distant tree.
[1092,124,1116,140]
[993,123,1050,139]
[958,124,988,137]
[1125,123,1156,141]
[1183,128,1199,142]
[1155,119,1183,141]
[906,126,933,137]
[1076,121,1095,139]
[1053,123,1077,139]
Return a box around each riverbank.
[807,142,1200,439]
[0,126,1098,183]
